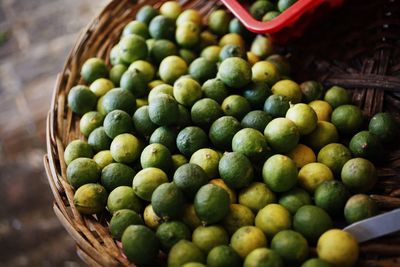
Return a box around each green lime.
[293,205,333,243]
[136,5,158,25]
[103,109,134,139]
[271,230,309,264]
[132,167,168,201]
[88,127,112,152]
[119,34,148,64]
[68,85,97,115]
[64,139,93,165]
[110,133,141,164]
[209,179,237,204]
[222,204,255,235]
[279,187,312,215]
[255,204,292,237]
[239,182,276,213]
[148,94,179,126]
[177,9,202,25]
[189,148,221,179]
[219,152,254,189]
[344,194,378,224]
[272,79,302,104]
[176,21,201,48]
[128,60,155,83]
[81,58,108,84]
[73,183,107,214]
[149,15,176,40]
[189,58,217,83]
[191,98,223,129]
[222,95,251,120]
[243,82,272,110]
[250,35,273,58]
[192,225,229,253]
[263,94,290,118]
[178,104,192,128]
[317,143,352,175]
[207,245,241,267]
[241,111,272,133]
[122,20,149,39]
[160,1,182,20]
[208,9,231,35]
[150,39,178,63]
[148,84,174,102]
[93,150,114,169]
[262,11,280,22]
[89,78,114,98]
[140,143,172,172]
[331,105,364,135]
[109,209,143,240]
[244,248,284,267]
[229,18,252,38]
[314,180,350,215]
[107,186,142,214]
[110,64,127,87]
[300,81,325,103]
[349,130,382,160]
[231,226,267,259]
[264,118,300,153]
[101,88,136,115]
[304,121,339,151]
[278,0,297,12]
[151,182,185,220]
[159,55,188,84]
[263,154,297,193]
[201,45,221,62]
[209,116,242,150]
[67,158,100,189]
[341,157,377,193]
[286,103,318,135]
[219,44,246,62]
[201,78,228,104]
[122,225,159,265]
[179,48,198,64]
[232,128,270,160]
[298,162,334,193]
[324,86,351,108]
[252,61,280,86]
[368,112,397,143]
[250,0,274,20]
[143,204,162,230]
[150,126,178,152]
[301,258,332,267]
[168,240,206,267]
[101,162,135,191]
[110,45,125,66]
[194,184,230,224]
[156,220,191,252]
[132,106,158,138]
[173,163,208,198]
[173,77,202,107]
[218,57,252,89]
[176,126,208,157]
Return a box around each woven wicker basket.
[44,0,400,266]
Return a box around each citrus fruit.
[341,157,377,193]
[151,182,185,220]
[122,20,150,39]
[128,60,155,83]
[219,152,254,189]
[148,83,174,102]
[255,204,292,237]
[136,5,158,25]
[192,225,229,253]
[177,9,202,25]
[331,105,364,135]
[173,163,208,198]
[189,58,218,83]
[209,116,242,150]
[241,111,272,133]
[208,9,231,35]
[149,15,176,40]
[150,39,178,63]
[232,128,270,160]
[252,61,280,86]
[317,143,352,175]
[298,162,334,193]
[159,56,188,84]
[168,240,206,267]
[263,94,290,118]
[314,180,350,216]
[262,154,298,193]
[300,81,324,103]
[317,229,359,267]
[156,220,191,252]
[176,126,208,157]
[272,80,302,104]
[309,100,332,121]
[119,34,148,64]
[286,103,318,135]
[148,94,179,126]
[173,77,202,107]
[324,86,351,109]
[218,57,252,89]
[264,118,300,153]
[194,184,230,224]
[160,1,182,20]
[149,126,178,152]
[110,133,141,164]
[88,127,112,152]
[301,258,332,267]
[132,167,168,201]
[110,64,127,86]
[176,21,201,48]
[89,78,114,97]
[172,154,188,171]
[107,186,142,214]
[93,150,114,169]
[132,106,158,138]
[250,0,274,20]
[201,78,228,104]
[265,54,290,78]
[244,248,284,267]
[286,144,316,168]
[278,187,312,215]
[271,230,309,264]
[64,139,93,165]
[73,183,107,214]
[101,88,136,115]
[190,148,221,179]
[103,109,134,139]
[239,182,276,212]
[247,51,261,65]
[81,58,108,84]
[243,82,272,110]
[140,143,172,172]
[101,162,135,191]
[250,35,273,58]
[344,194,378,224]
[230,17,252,38]
[79,111,104,137]
[207,245,242,267]
[68,85,97,115]
[222,95,251,120]
[219,44,246,61]
[231,226,267,259]
[219,33,245,49]
[368,112,397,142]
[109,209,143,240]
[349,130,382,160]
[67,158,100,189]
[182,204,202,231]
[304,121,339,151]
[222,204,255,235]
[191,98,223,129]
[179,48,197,64]
[143,204,162,230]
[201,45,222,62]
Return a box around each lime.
[250,0,274,20]
[263,94,290,118]
[136,98,148,108]
[198,30,218,49]
[143,204,162,230]
[317,143,352,175]
[331,105,364,135]
[136,5,158,25]
[67,158,100,189]
[207,245,241,267]
[218,57,252,89]
[219,152,254,189]
[222,203,255,235]
[132,167,168,201]
[247,52,260,66]
[219,33,245,50]
[89,78,114,98]
[176,126,208,157]
[148,84,174,102]
[244,248,284,267]
[132,106,158,138]
[255,204,291,237]
[93,150,114,169]
[101,88,136,115]
[243,82,272,110]
[368,112,397,142]
[128,60,155,83]
[341,157,377,193]
[168,240,206,267]
[88,127,112,152]
[73,183,107,214]
[81,58,108,84]
[221,95,251,120]
[194,184,230,224]
[279,187,312,215]
[230,18,252,38]
[109,209,143,240]
[122,20,150,39]
[119,34,148,64]
[271,230,309,264]
[150,39,178,63]
[317,229,359,267]
[286,103,318,135]
[110,64,127,87]
[239,182,276,213]
[231,226,267,259]
[178,104,192,128]
[298,162,334,193]
[110,45,125,66]
[182,263,206,267]
[201,45,222,62]
[192,225,229,253]
[122,225,159,265]
[101,162,135,191]
[250,35,273,58]
[232,128,270,160]
[150,126,178,152]
[262,11,280,22]
[208,9,231,35]
[349,130,382,160]
[300,81,324,103]
[252,61,280,86]
[151,182,185,220]
[264,118,300,153]
[324,86,351,109]
[286,144,316,168]
[159,55,188,84]
[344,194,377,224]
[314,180,350,216]
[156,220,191,252]
[301,258,332,267]
[209,179,237,203]
[272,80,302,104]
[140,143,172,172]
[179,49,197,64]
[160,1,182,20]
[148,94,179,126]
[173,163,208,198]
[103,109,134,139]
[173,77,202,107]
[177,9,202,25]
[107,186,142,214]
[209,116,242,150]
[241,111,272,133]
[176,21,201,48]
[190,148,221,179]
[278,0,297,12]
[191,98,223,129]
[189,58,217,83]
[67,85,97,115]
[110,133,141,164]
[182,204,202,231]
[304,121,339,151]
[219,44,246,61]
[149,15,176,40]
[262,154,298,193]
[148,80,165,89]
[64,139,93,165]
[309,100,332,121]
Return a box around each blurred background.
[0,0,108,266]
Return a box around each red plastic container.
[220,0,344,43]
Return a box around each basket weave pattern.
[44,0,400,266]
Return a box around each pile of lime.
[65,1,397,266]
[247,0,298,22]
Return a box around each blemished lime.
[230,226,267,259]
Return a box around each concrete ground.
[0,0,109,266]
